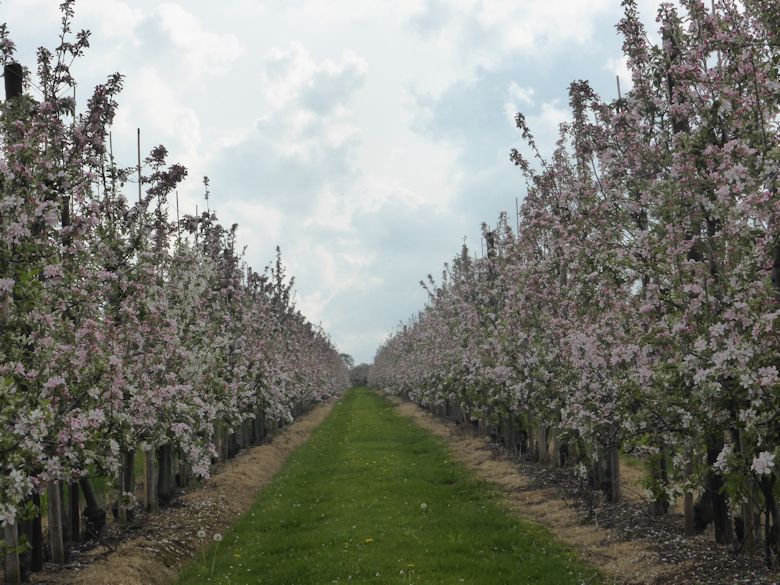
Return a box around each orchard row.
[0,2,349,578]
[371,0,780,562]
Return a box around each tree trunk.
[706,436,733,544]
[649,448,670,516]
[762,475,779,563]
[79,477,105,540]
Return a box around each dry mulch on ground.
[26,401,335,585]
[390,396,780,585]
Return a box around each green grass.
[177,388,602,585]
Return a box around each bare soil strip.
[389,396,679,585]
[30,402,335,585]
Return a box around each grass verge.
[177,388,602,585]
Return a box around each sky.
[1,0,663,363]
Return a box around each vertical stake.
[137,128,142,203]
[144,449,157,513]
[47,482,65,565]
[176,190,180,239]
[4,522,20,585]
[69,482,80,544]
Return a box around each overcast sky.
[3,0,661,363]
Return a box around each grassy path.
[178,388,601,584]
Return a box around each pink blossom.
[42,265,63,279]
[0,278,14,293]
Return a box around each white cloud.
[113,67,202,166]
[153,3,244,79]
[78,0,144,41]
[410,0,614,68]
[262,43,367,113]
[527,100,570,159]
[604,55,633,95]
[503,81,535,126]
[2,0,671,363]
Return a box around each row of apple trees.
[0,3,349,581]
[371,0,779,563]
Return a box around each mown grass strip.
[177,388,602,584]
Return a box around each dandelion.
[420,502,427,511]
[210,533,223,576]
[196,529,207,564]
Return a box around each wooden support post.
[741,496,756,553]
[31,494,43,571]
[527,410,536,458]
[18,499,33,580]
[118,450,135,523]
[252,414,261,445]
[47,482,65,565]
[157,445,175,505]
[550,426,561,467]
[537,424,548,464]
[683,456,695,534]
[215,422,224,461]
[144,449,157,513]
[179,451,190,488]
[222,426,230,460]
[69,482,80,543]
[609,444,621,503]
[706,436,733,544]
[4,522,20,585]
[60,482,70,550]
[136,128,142,203]
[228,430,238,459]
